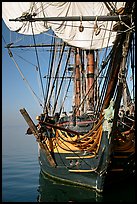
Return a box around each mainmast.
[86,50,94,111]
[74,48,81,116]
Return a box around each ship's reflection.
[37,170,103,202]
[37,170,135,202]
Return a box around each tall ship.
[2,2,135,193]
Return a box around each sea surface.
[2,126,135,202]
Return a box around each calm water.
[2,126,135,202]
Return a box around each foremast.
[74,48,95,117]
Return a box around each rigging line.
[45,37,59,114]
[42,30,124,43]
[43,33,55,113]
[102,21,112,58]
[96,33,124,116]
[59,72,73,116]
[58,131,80,145]
[33,20,118,32]
[2,35,8,47]
[103,2,113,13]
[58,131,79,144]
[30,22,45,103]
[92,57,109,115]
[45,42,66,115]
[95,57,112,115]
[40,2,49,29]
[52,47,72,115]
[94,72,107,115]
[97,48,114,109]
[123,26,135,33]
[6,47,44,108]
[98,49,117,109]
[54,140,67,167]
[55,136,74,152]
[54,42,61,110]
[42,20,135,33]
[130,34,135,100]
[89,16,96,50]
[101,32,129,114]
[3,35,43,107]
[13,52,37,67]
[48,21,116,30]
[56,132,92,168]
[99,17,113,62]
[10,35,25,45]
[108,2,116,12]
[35,2,72,23]
[118,14,132,30]
[33,2,57,16]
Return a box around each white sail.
[2,2,125,49]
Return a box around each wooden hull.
[37,129,135,193]
[104,132,135,188]
[38,131,112,193]
[20,108,135,193]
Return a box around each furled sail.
[2,2,125,49]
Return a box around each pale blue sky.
[2,19,73,128]
[2,20,51,127]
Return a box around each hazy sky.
[2,20,49,127]
[2,17,75,129]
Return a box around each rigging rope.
[59,72,73,116]
[31,22,45,104]
[45,42,66,115]
[4,45,44,108]
[43,32,55,113]
[54,132,92,168]
[52,47,72,115]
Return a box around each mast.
[74,48,81,116]
[80,49,86,115]
[86,50,94,111]
[94,50,99,106]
